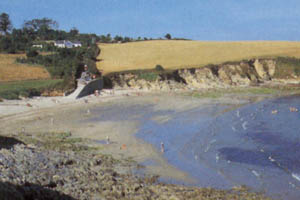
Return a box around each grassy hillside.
[0,79,64,99]
[97,40,300,74]
[0,54,50,82]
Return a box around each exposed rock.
[265,60,276,77]
[0,142,271,200]
[253,59,276,81]
[177,68,221,89]
[109,58,280,91]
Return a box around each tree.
[70,27,79,37]
[106,34,111,43]
[0,36,12,51]
[165,33,172,40]
[123,37,131,43]
[155,64,164,71]
[23,18,58,40]
[23,18,58,31]
[0,13,13,35]
[114,35,123,43]
[26,49,39,58]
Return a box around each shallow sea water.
[90,96,300,200]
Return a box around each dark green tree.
[0,36,12,51]
[123,37,131,43]
[114,35,123,43]
[0,13,13,35]
[23,18,58,31]
[165,33,172,40]
[106,34,111,43]
[26,49,39,58]
[70,27,79,37]
[23,18,58,40]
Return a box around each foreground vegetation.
[97,40,300,74]
[274,56,300,78]
[0,79,64,99]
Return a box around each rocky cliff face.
[108,59,282,91]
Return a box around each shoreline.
[0,89,278,179]
[0,88,293,199]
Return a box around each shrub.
[155,64,164,71]
[165,33,172,40]
[137,71,158,82]
[26,49,39,58]
[274,57,300,78]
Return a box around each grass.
[14,131,98,152]
[273,57,300,78]
[187,86,300,99]
[136,71,160,81]
[0,79,64,99]
[97,40,300,74]
[0,53,50,81]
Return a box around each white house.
[32,44,43,48]
[54,40,66,48]
[72,41,82,47]
[54,40,82,48]
[65,41,74,48]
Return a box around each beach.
[0,89,280,199]
[0,90,266,181]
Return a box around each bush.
[274,57,300,78]
[137,72,159,82]
[7,46,17,54]
[155,64,164,71]
[165,33,172,40]
[26,49,39,58]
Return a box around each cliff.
[106,58,299,91]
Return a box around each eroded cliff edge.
[106,58,300,91]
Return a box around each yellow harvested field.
[97,40,300,74]
[0,54,50,82]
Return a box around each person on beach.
[160,142,165,153]
[80,64,92,84]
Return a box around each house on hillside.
[54,40,82,48]
[64,41,74,48]
[54,40,66,48]
[73,41,82,47]
[32,44,43,48]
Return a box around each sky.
[1,0,300,41]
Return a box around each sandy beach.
[0,89,269,183]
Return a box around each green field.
[0,79,64,99]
